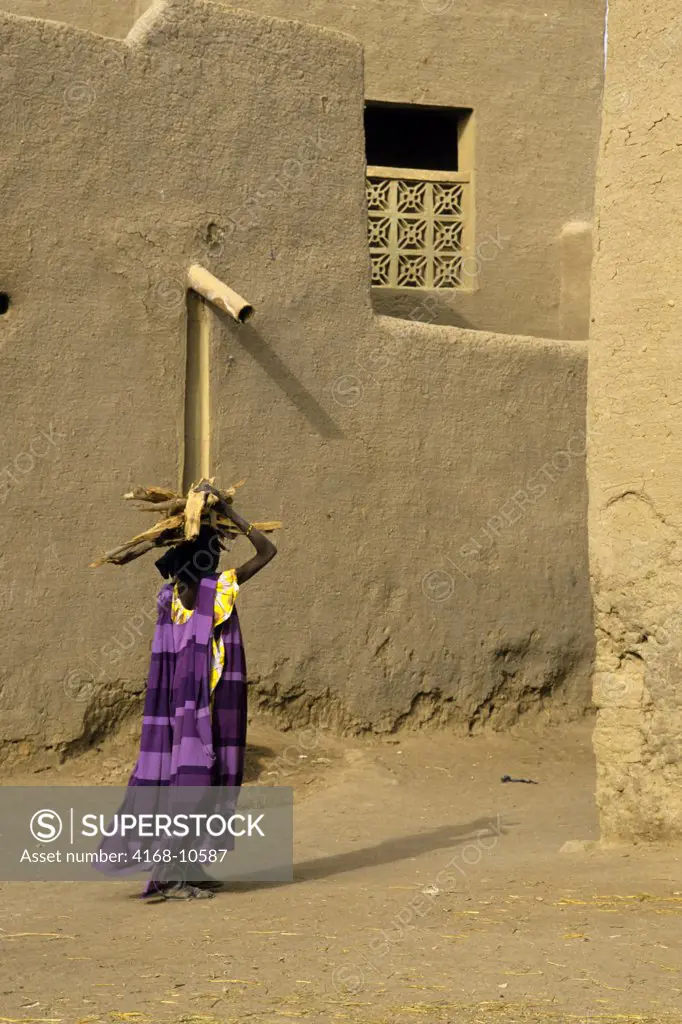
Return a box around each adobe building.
[0,0,596,809]
[6,0,606,340]
[588,0,682,841]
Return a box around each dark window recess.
[0,293,9,315]
[364,101,467,172]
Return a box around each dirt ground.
[1,717,681,1024]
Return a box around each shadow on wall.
[370,221,593,341]
[371,291,477,332]
[217,310,344,440]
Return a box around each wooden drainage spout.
[187,264,254,323]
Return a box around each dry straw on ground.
[90,478,281,568]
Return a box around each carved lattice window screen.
[366,166,471,290]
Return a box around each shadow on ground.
[243,742,278,782]
[225,814,513,892]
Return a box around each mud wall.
[216,316,592,736]
[0,0,146,35]
[588,0,682,840]
[235,0,605,341]
[2,0,605,341]
[0,0,592,765]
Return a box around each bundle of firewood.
[90,478,280,568]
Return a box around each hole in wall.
[0,293,10,315]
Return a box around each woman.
[102,494,276,900]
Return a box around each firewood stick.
[132,499,187,513]
[221,479,246,499]
[90,542,145,568]
[216,517,281,532]
[126,514,185,547]
[184,489,207,540]
[90,513,187,563]
[124,486,180,503]
[110,541,157,565]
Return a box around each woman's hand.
[195,480,224,504]
[221,502,248,530]
[193,483,276,584]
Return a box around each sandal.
[187,884,216,899]
[160,881,215,900]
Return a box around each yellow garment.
[171,569,239,692]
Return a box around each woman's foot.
[160,881,216,900]
[142,877,218,900]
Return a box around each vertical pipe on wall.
[182,290,211,492]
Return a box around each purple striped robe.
[97,573,247,890]
[132,572,247,788]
